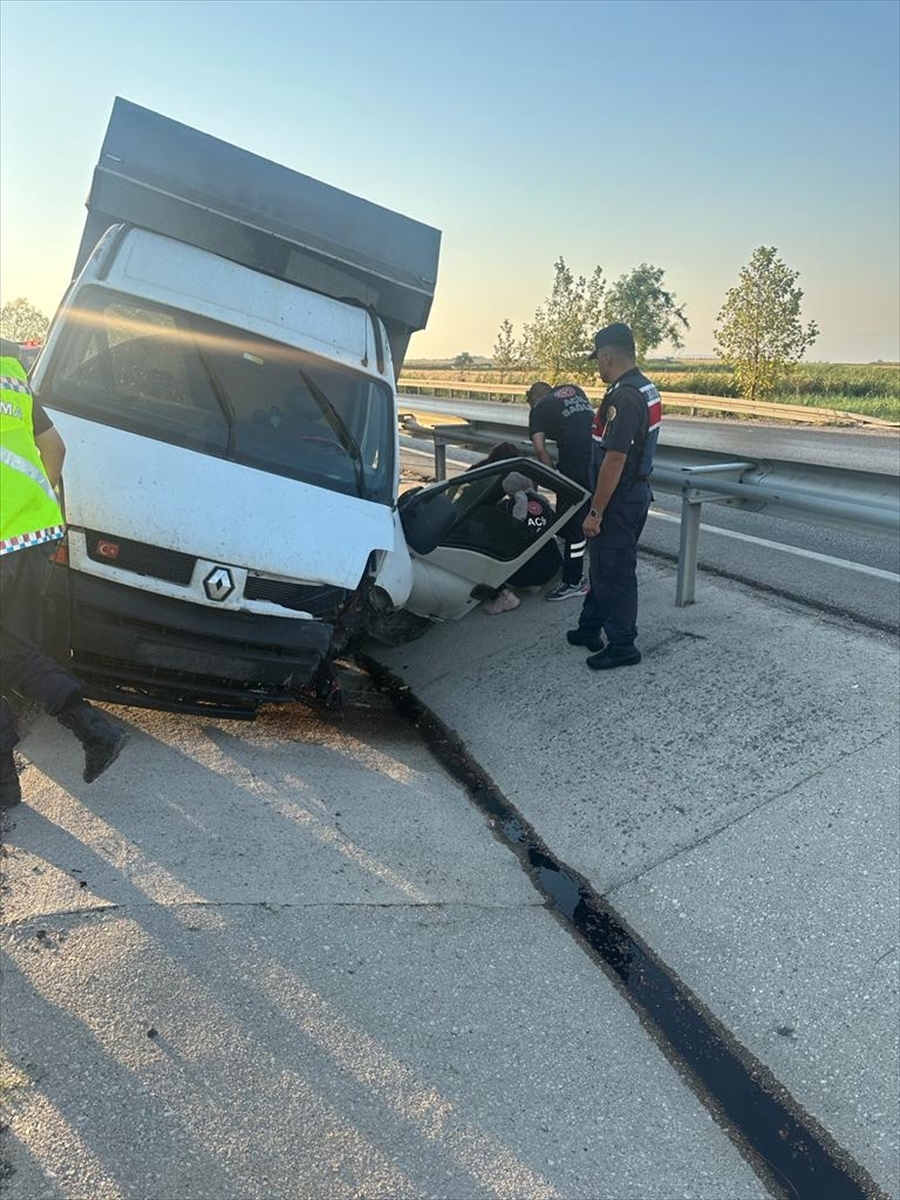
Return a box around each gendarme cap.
[587,322,635,359]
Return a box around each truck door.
[398,458,588,622]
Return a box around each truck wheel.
[361,608,434,647]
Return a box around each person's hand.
[583,511,602,538]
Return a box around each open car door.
[398,457,588,621]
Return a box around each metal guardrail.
[398,380,899,428]
[398,401,900,607]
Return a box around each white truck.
[33,99,586,717]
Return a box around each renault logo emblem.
[203,566,235,602]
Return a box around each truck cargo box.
[74,98,440,369]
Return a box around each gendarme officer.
[566,323,661,669]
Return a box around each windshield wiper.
[296,368,367,499]
[191,331,237,458]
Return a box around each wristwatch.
[589,508,601,519]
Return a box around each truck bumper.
[44,567,336,718]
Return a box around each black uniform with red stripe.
[577,367,662,648]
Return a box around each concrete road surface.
[372,559,900,1200]
[1,556,897,1199]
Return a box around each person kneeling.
[482,472,562,616]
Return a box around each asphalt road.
[641,497,900,631]
[653,419,899,630]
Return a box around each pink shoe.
[482,588,521,615]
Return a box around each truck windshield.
[42,289,394,503]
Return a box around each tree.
[601,263,688,360]
[499,257,605,382]
[0,297,50,344]
[492,319,520,378]
[714,247,819,403]
[452,350,475,371]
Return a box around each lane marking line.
[647,510,900,583]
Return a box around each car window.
[402,470,555,561]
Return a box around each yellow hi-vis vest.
[0,355,65,556]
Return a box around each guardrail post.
[676,491,703,607]
[671,463,755,606]
[434,437,448,482]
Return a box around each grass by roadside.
[651,361,900,420]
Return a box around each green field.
[646,360,900,420]
[402,361,900,422]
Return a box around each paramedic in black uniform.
[526,380,593,601]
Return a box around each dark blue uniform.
[577,368,661,648]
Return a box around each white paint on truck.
[51,412,397,596]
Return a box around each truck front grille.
[244,575,348,616]
[83,530,348,616]
[86,530,195,585]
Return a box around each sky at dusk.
[1,0,898,363]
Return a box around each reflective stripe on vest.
[0,355,65,555]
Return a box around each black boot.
[56,699,128,783]
[0,750,22,809]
